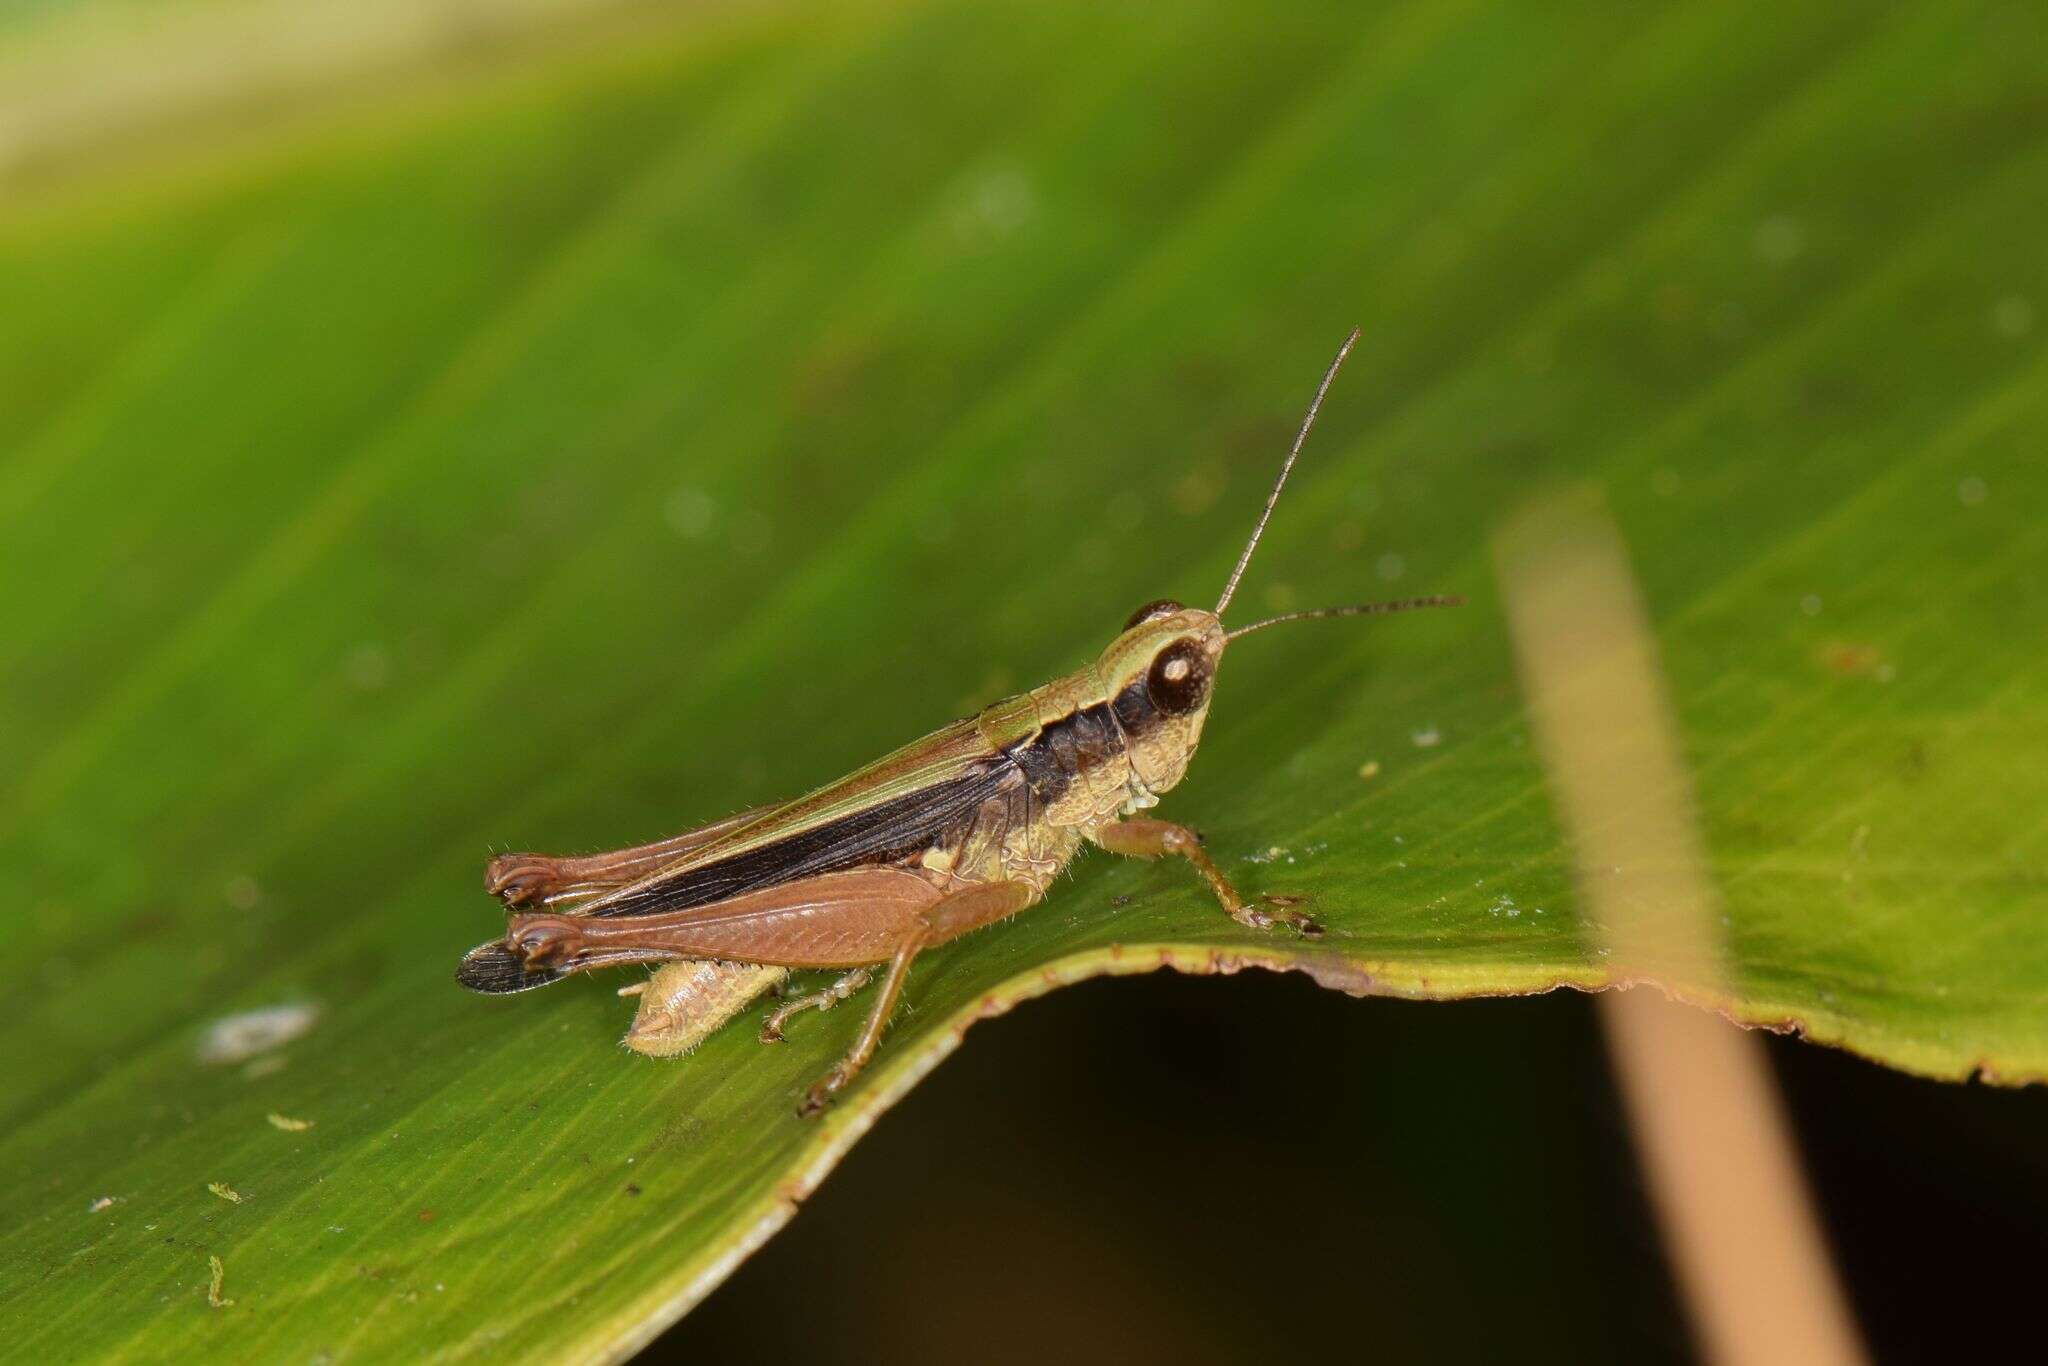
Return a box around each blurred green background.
[3,0,2045,1360]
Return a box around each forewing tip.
[456,941,564,994]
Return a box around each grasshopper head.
[1097,600,1228,795]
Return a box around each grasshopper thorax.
[1095,601,1228,796]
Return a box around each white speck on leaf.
[951,163,1036,242]
[1753,214,1804,264]
[664,486,716,538]
[197,1002,319,1065]
[1991,295,2034,337]
[344,643,390,690]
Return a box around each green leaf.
[3,0,2043,1356]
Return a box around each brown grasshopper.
[458,329,1459,1116]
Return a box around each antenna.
[1224,594,1464,642]
[1214,327,1361,616]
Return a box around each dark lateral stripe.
[1009,727,1068,802]
[1009,694,1140,805]
[587,763,1013,920]
[1110,678,1156,742]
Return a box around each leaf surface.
[3,0,2043,1356]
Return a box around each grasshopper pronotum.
[459,330,1459,1116]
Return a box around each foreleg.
[1090,818,1322,937]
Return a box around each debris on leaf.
[207,1182,243,1204]
[1817,640,1890,679]
[266,1113,314,1132]
[89,1196,117,1213]
[196,1002,320,1065]
[207,1255,233,1308]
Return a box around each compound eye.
[1123,598,1183,631]
[1146,639,1211,715]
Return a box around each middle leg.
[760,968,873,1043]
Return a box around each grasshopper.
[458,329,1459,1116]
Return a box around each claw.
[1258,893,1321,937]
[759,968,872,1049]
[1234,895,1323,938]
[798,1066,849,1119]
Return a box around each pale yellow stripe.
[1497,490,1865,1366]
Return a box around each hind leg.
[487,804,775,909]
[799,879,1038,1117]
